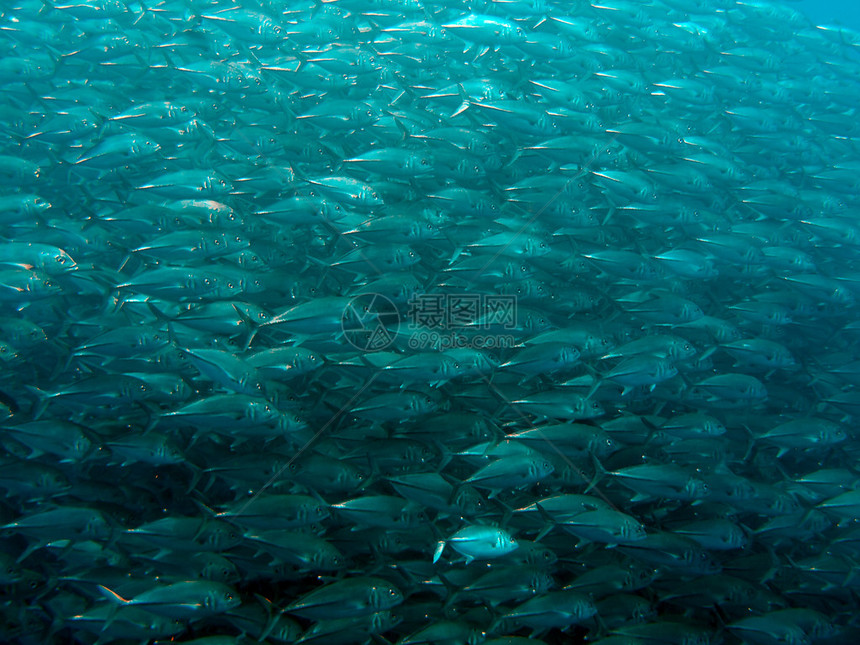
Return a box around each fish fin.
[98,584,130,605]
[252,593,283,640]
[740,424,756,462]
[391,116,411,142]
[364,452,382,483]
[0,388,20,415]
[640,415,660,431]
[183,463,205,495]
[230,304,260,350]
[711,602,729,627]
[534,503,556,541]
[23,385,48,420]
[451,101,470,118]
[432,540,446,564]
[584,453,606,494]
[499,503,513,530]
[590,612,608,638]
[699,345,718,361]
[584,374,602,401]
[131,2,147,27]
[488,616,505,635]
[437,572,459,608]
[16,540,44,563]
[434,440,453,472]
[759,546,780,584]
[191,498,216,519]
[601,207,615,226]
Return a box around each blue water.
[793,0,860,29]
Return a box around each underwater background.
[1,0,860,644]
[794,0,860,30]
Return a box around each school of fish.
[1,0,860,643]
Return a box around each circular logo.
[341,293,400,351]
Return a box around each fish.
[97,580,241,620]
[1,0,859,644]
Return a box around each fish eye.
[389,589,397,596]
